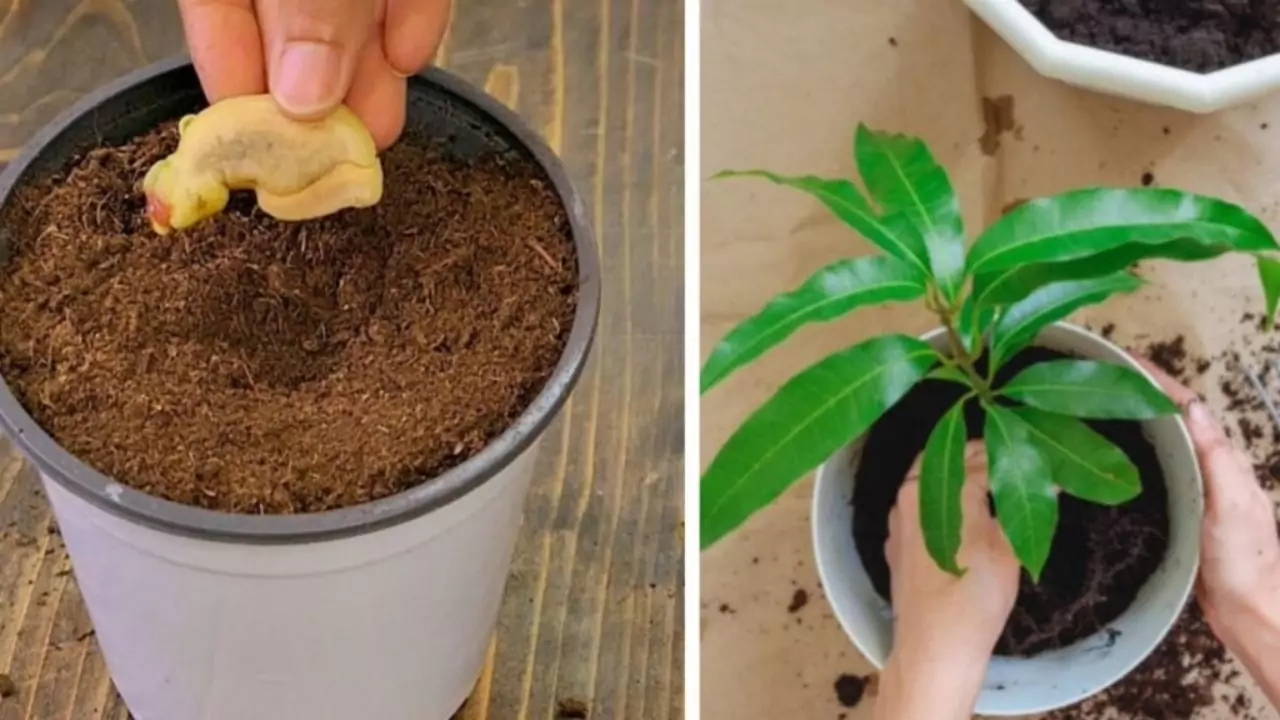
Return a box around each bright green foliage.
[703,123,1279,579]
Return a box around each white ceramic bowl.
[812,322,1203,716]
[963,0,1280,113]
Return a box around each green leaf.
[700,335,937,548]
[713,170,929,273]
[1001,360,1179,419]
[967,188,1278,277]
[1011,407,1141,505]
[928,365,972,387]
[989,273,1142,367]
[956,295,996,353]
[1257,255,1280,331]
[919,400,969,575]
[984,404,1059,581]
[972,236,1230,307]
[853,125,966,299]
[700,256,927,392]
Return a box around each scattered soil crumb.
[718,603,735,615]
[1019,0,1280,73]
[0,123,577,514]
[1145,335,1188,377]
[1141,171,1155,186]
[556,698,589,719]
[1099,322,1117,340]
[980,95,1016,155]
[1162,126,1171,135]
[0,674,14,699]
[787,588,809,613]
[887,36,897,47]
[833,674,867,709]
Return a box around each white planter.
[0,58,600,720]
[812,322,1202,716]
[962,0,1280,113]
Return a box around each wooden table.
[0,1,685,718]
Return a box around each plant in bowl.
[0,58,598,720]
[700,123,1280,714]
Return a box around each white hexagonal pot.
[963,0,1280,113]
[812,322,1203,716]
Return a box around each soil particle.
[980,95,1017,155]
[1145,334,1189,377]
[0,124,577,514]
[787,588,809,613]
[833,674,867,708]
[1141,170,1155,186]
[718,603,735,615]
[556,698,589,719]
[1099,322,1117,340]
[888,36,898,47]
[0,674,14,699]
[854,347,1169,656]
[1020,0,1280,73]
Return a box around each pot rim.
[0,56,601,544]
[811,321,1202,716]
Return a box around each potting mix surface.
[0,124,577,513]
[1019,0,1280,73]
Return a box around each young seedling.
[701,124,1280,579]
[143,95,383,234]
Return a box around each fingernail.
[275,41,343,116]
[1188,400,1214,429]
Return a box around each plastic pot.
[0,57,599,720]
[812,322,1202,716]
[962,0,1280,113]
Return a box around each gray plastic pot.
[0,57,599,720]
[813,322,1202,716]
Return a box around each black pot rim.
[0,56,601,544]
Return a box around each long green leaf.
[984,404,1058,581]
[1012,406,1141,505]
[972,236,1230,308]
[713,170,929,273]
[853,125,966,299]
[700,255,926,392]
[989,274,1142,367]
[956,294,996,354]
[700,335,937,548]
[1258,255,1280,331]
[1001,360,1179,419]
[928,364,973,387]
[967,188,1277,277]
[920,400,969,575]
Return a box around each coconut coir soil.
[1019,0,1280,73]
[0,124,577,513]
[853,347,1170,656]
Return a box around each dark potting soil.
[0,124,577,514]
[852,346,1170,657]
[1018,0,1280,73]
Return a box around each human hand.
[875,441,1020,720]
[885,441,1020,664]
[177,0,451,149]
[1135,359,1280,647]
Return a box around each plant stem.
[937,303,994,401]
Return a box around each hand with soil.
[142,95,383,233]
[876,442,1020,720]
[177,0,450,150]
[1139,359,1280,710]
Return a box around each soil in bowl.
[0,122,577,514]
[1019,0,1280,73]
[852,346,1170,656]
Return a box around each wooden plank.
[0,1,685,718]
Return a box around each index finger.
[179,0,268,102]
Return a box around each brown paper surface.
[701,1,1280,717]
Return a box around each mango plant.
[701,124,1280,579]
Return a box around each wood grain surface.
[0,1,685,718]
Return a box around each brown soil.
[1019,0,1280,73]
[0,124,577,514]
[852,347,1170,656]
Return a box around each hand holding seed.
[143,95,383,233]
[177,0,451,150]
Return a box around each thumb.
[1183,399,1257,510]
[259,0,377,119]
